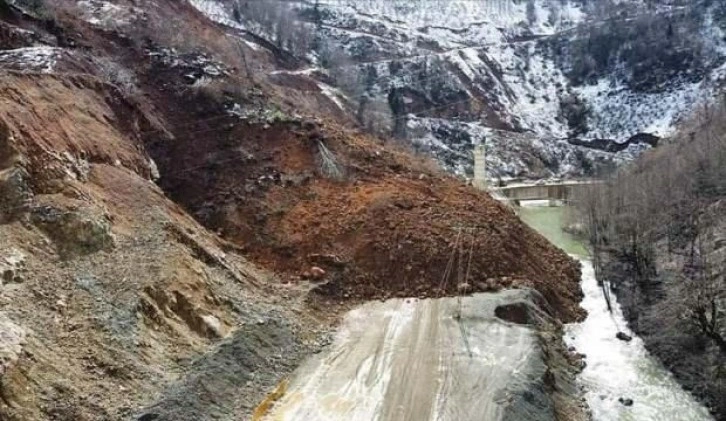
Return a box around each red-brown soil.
[150,118,584,322]
[0,2,585,419]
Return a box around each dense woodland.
[578,98,726,416]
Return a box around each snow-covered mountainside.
[189,0,726,179]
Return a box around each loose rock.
[618,397,634,406]
[616,332,633,342]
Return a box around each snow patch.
[318,83,347,110]
[77,0,140,28]
[0,46,62,73]
[188,0,244,29]
[576,78,708,139]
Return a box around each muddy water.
[520,202,714,421]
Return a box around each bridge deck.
[490,180,602,203]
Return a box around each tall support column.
[473,144,487,190]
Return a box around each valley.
[0,0,723,420]
[521,204,715,421]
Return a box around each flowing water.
[520,202,714,421]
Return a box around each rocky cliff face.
[191,0,726,179]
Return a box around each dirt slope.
[0,70,324,420]
[0,1,583,419]
[151,118,583,322]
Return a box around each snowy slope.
[574,78,708,139]
[307,0,726,178]
[188,0,244,29]
[316,0,585,37]
[186,0,726,179]
[0,47,63,73]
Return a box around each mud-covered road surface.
[265,290,555,421]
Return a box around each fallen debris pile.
[153,119,584,322]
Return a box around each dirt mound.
[0,71,321,421]
[152,119,584,322]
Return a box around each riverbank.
[520,203,715,421]
[598,240,726,420]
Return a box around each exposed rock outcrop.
[0,314,24,376]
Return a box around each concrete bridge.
[490,180,602,204]
[470,142,601,205]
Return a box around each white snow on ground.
[318,82,347,110]
[494,41,570,137]
[318,0,585,36]
[0,46,62,73]
[187,0,271,52]
[712,61,726,85]
[270,68,318,76]
[312,0,591,139]
[576,78,709,139]
[311,0,726,179]
[242,39,260,51]
[188,0,244,29]
[181,0,726,178]
[314,0,587,51]
[408,116,642,179]
[77,0,140,29]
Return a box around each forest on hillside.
[578,97,726,417]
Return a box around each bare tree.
[526,0,537,26]
[578,99,726,354]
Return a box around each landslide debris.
[151,117,584,322]
[0,69,321,421]
[0,1,586,420]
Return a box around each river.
[520,201,714,421]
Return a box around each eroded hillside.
[0,70,326,420]
[0,1,584,420]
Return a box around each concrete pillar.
[473,144,487,190]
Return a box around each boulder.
[31,206,115,257]
[456,282,472,293]
[0,167,31,223]
[0,248,25,284]
[310,266,326,280]
[618,397,634,406]
[616,332,633,342]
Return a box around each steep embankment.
[0,71,324,420]
[600,200,726,420]
[0,1,584,420]
[149,116,583,322]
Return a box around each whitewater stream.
[520,203,714,421]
